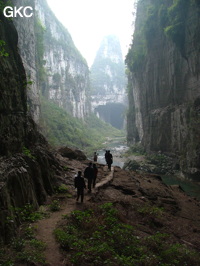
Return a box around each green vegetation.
[7,203,47,224]
[0,226,47,265]
[40,96,124,156]
[22,146,36,160]
[23,78,34,91]
[55,184,69,194]
[146,153,168,165]
[164,0,189,54]
[0,40,9,57]
[48,200,61,212]
[0,204,48,265]
[0,0,12,15]
[126,0,199,72]
[123,159,140,171]
[125,31,146,72]
[55,184,72,198]
[54,202,200,265]
[125,143,146,156]
[137,204,164,217]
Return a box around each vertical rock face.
[126,0,200,178]
[13,0,90,121]
[0,10,58,243]
[90,35,127,129]
[13,0,40,122]
[0,12,27,155]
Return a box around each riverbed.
[95,137,200,201]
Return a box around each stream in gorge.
[97,137,128,168]
[96,137,200,200]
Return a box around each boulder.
[123,159,140,170]
[58,147,87,160]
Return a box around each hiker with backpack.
[93,163,98,188]
[107,150,113,171]
[84,162,95,193]
[74,171,86,203]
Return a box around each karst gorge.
[0,0,200,265]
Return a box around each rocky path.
[35,162,200,265]
[35,166,114,266]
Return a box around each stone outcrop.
[126,0,200,179]
[57,147,87,161]
[91,166,200,252]
[90,35,127,129]
[0,146,60,243]
[13,0,90,121]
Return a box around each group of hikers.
[74,149,113,203]
[74,162,98,202]
[93,150,113,170]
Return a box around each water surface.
[95,137,200,201]
[162,175,200,201]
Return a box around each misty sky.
[46,0,135,66]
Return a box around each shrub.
[164,0,189,54]
[49,200,60,212]
[56,184,69,193]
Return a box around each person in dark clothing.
[105,150,108,164]
[93,152,98,162]
[84,162,94,193]
[107,150,113,171]
[93,164,98,188]
[74,171,86,202]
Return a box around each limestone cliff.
[126,0,200,179]
[0,10,59,243]
[90,35,127,129]
[13,0,41,122]
[0,9,27,156]
[13,0,90,121]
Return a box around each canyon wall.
[0,9,27,156]
[13,0,90,121]
[0,9,59,243]
[126,0,200,178]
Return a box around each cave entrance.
[95,102,126,129]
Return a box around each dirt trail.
[36,166,114,266]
